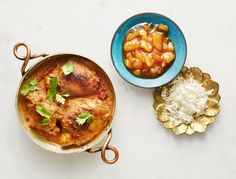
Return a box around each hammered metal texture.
[153,67,220,135]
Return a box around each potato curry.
[123,23,176,78]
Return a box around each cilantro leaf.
[56,94,66,104]
[76,117,87,125]
[41,118,50,125]
[29,79,38,86]
[49,77,58,90]
[47,77,58,101]
[20,79,38,96]
[76,111,94,125]
[36,104,51,119]
[46,77,69,104]
[62,62,74,75]
[47,89,56,101]
[36,104,51,126]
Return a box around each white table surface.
[1,0,236,178]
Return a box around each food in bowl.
[18,57,115,147]
[153,67,220,135]
[123,23,176,78]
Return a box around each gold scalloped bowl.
[153,67,220,135]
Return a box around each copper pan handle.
[87,129,119,164]
[13,42,48,76]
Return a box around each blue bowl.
[111,13,187,88]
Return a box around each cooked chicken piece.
[25,80,61,135]
[60,98,112,146]
[59,61,100,97]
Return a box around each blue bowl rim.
[110,12,187,88]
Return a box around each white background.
[0,0,236,178]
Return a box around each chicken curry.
[18,55,115,148]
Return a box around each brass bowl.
[153,66,220,135]
[13,42,119,164]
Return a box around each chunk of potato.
[144,54,154,67]
[141,35,153,43]
[134,50,145,62]
[126,52,135,62]
[124,59,132,69]
[152,32,164,51]
[152,49,162,62]
[126,29,139,41]
[140,40,153,52]
[167,41,175,52]
[150,66,162,75]
[162,52,175,63]
[161,61,167,68]
[132,58,143,69]
[158,24,168,32]
[133,69,141,76]
[163,42,168,51]
[60,133,71,144]
[139,28,147,36]
[124,38,140,51]
[143,23,153,32]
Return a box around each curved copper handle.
[13,42,48,76]
[87,129,119,164]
